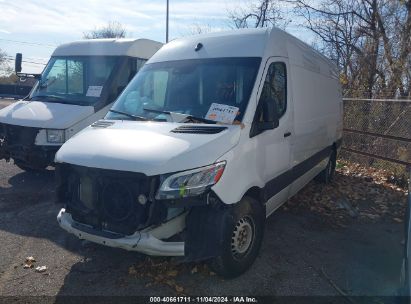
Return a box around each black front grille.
[0,123,39,145]
[57,164,166,236]
[101,181,136,222]
[171,125,227,134]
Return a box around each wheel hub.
[231,216,254,258]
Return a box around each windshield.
[30,56,119,105]
[106,57,261,123]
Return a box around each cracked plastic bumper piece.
[57,208,185,256]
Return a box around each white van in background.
[0,38,162,171]
[55,28,343,278]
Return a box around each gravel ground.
[0,160,404,298]
[0,98,15,109]
[0,98,406,300]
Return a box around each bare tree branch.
[83,21,127,39]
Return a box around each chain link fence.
[340,98,411,180]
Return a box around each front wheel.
[208,196,265,278]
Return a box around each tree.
[83,21,127,39]
[290,0,411,98]
[0,49,18,84]
[0,48,8,72]
[188,23,213,35]
[228,0,291,29]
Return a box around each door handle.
[284,132,291,138]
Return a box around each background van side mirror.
[15,53,22,73]
[250,98,280,137]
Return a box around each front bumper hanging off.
[57,208,185,256]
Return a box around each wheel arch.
[243,186,266,217]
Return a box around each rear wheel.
[208,196,265,278]
[315,149,336,184]
[14,160,47,172]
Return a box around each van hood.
[0,100,94,129]
[55,120,241,176]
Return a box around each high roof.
[149,28,276,63]
[52,38,163,59]
[148,27,337,78]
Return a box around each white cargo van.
[0,38,162,171]
[55,28,343,277]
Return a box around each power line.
[4,57,46,66]
[0,38,57,48]
[4,55,47,65]
[4,55,47,64]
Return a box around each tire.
[14,160,47,172]
[315,148,337,184]
[208,196,265,278]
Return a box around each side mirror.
[15,53,22,73]
[250,98,279,137]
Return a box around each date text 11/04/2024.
[149,297,258,303]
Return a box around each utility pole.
[166,0,169,43]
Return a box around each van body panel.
[0,101,94,129]
[288,48,342,191]
[289,156,328,198]
[55,121,241,175]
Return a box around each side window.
[136,58,147,73]
[258,62,287,120]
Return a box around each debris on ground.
[35,266,47,273]
[336,198,359,218]
[284,160,408,226]
[23,256,36,269]
[128,258,215,295]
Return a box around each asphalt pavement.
[0,159,404,298]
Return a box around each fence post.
[404,166,411,295]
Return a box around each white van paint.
[0,38,162,170]
[55,28,342,277]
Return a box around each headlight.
[156,162,226,200]
[46,129,65,143]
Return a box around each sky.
[0,0,313,74]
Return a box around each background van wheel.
[208,196,265,278]
[315,149,337,184]
[14,160,47,172]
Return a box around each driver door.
[252,57,293,216]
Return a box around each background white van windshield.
[31,56,119,105]
[107,57,261,122]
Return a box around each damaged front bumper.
[0,123,58,166]
[57,208,185,256]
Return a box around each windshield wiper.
[33,94,65,100]
[109,109,148,121]
[143,108,216,124]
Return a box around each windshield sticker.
[86,86,103,97]
[205,103,239,124]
